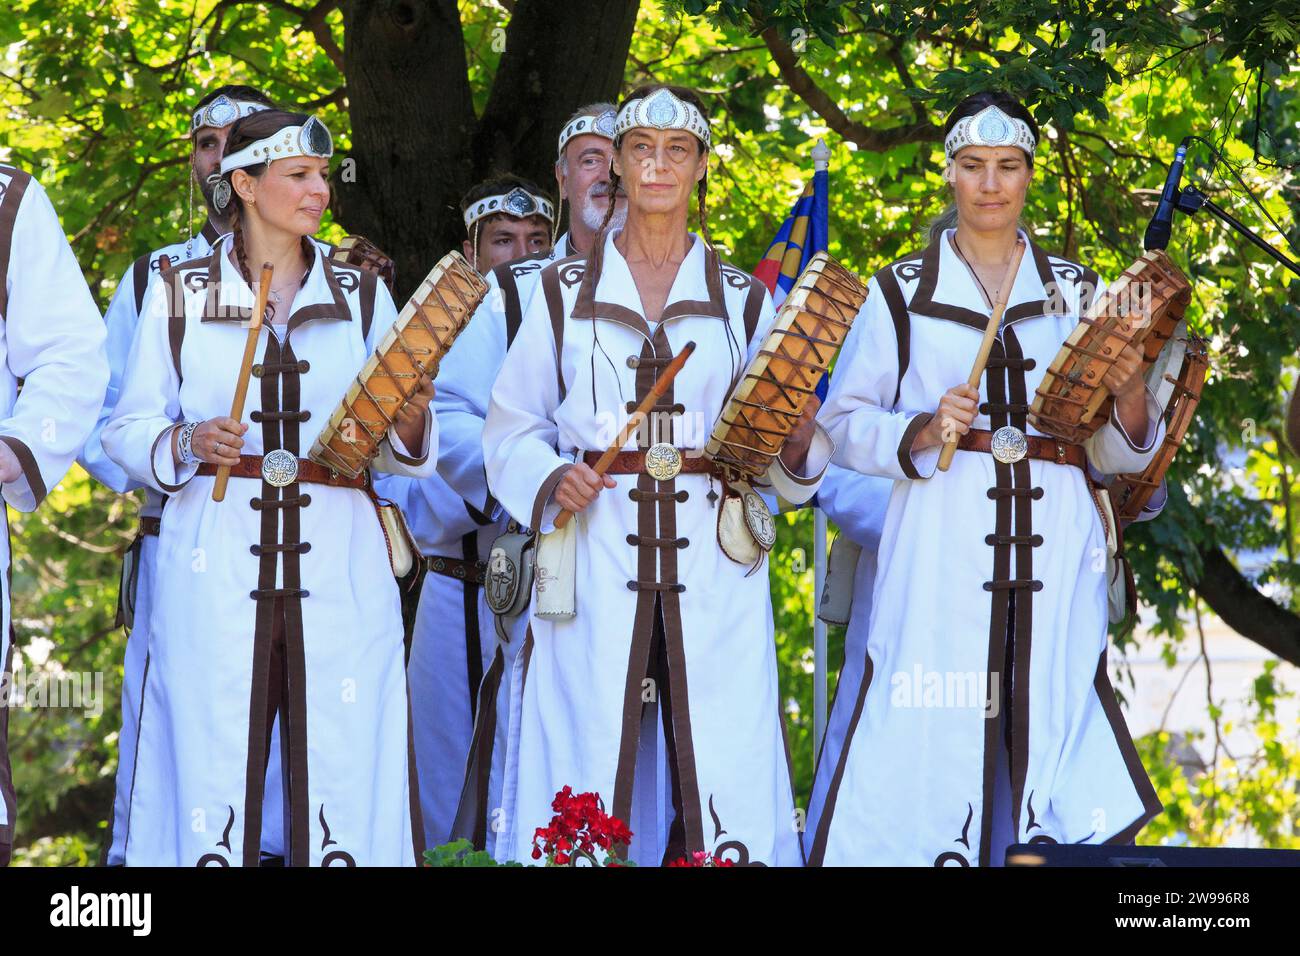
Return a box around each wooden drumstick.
[553,340,697,530]
[213,262,273,502]
[938,239,1026,472]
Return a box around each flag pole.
[811,138,831,755]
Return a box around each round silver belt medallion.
[742,490,777,551]
[990,425,1028,464]
[261,449,300,487]
[645,442,683,481]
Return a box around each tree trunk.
[475,0,640,195]
[339,0,476,297]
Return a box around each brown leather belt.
[140,516,162,536]
[425,554,488,587]
[957,427,1086,469]
[197,455,368,489]
[582,450,719,476]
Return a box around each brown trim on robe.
[0,639,16,862]
[199,219,221,247]
[118,649,152,864]
[406,678,427,861]
[0,436,46,507]
[531,462,573,532]
[131,252,153,316]
[541,260,571,400]
[896,413,934,480]
[389,407,431,466]
[805,653,874,866]
[166,266,186,381]
[1004,328,1035,843]
[358,268,378,341]
[874,262,913,408]
[461,530,484,719]
[241,332,283,866]
[1093,649,1164,843]
[977,337,1014,868]
[741,274,766,345]
[451,646,505,849]
[0,167,33,319]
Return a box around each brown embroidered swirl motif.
[510,261,543,279]
[319,805,357,867]
[707,794,767,867]
[195,805,237,866]
[932,802,974,867]
[558,262,586,288]
[334,269,359,293]
[720,267,751,289]
[184,270,210,292]
[896,261,923,282]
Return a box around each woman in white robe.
[483,85,830,866]
[103,110,436,866]
[814,92,1165,866]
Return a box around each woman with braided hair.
[103,110,436,866]
[483,84,830,866]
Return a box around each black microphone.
[1143,137,1191,251]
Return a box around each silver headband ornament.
[463,187,555,231]
[614,88,711,149]
[191,95,269,134]
[557,109,617,159]
[944,105,1037,161]
[219,116,335,175]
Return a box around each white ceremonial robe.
[434,235,573,856]
[372,469,495,849]
[84,224,334,864]
[0,166,110,863]
[802,463,891,850]
[102,236,436,866]
[813,230,1166,866]
[483,230,832,867]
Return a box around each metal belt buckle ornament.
[742,489,776,551]
[645,442,683,481]
[261,449,300,487]
[990,425,1028,464]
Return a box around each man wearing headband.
[77,84,277,867]
[483,84,829,867]
[460,174,555,274]
[815,91,1164,865]
[0,163,108,867]
[103,109,436,866]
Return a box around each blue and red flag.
[752,165,829,310]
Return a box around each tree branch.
[1191,543,1300,667]
[760,26,939,151]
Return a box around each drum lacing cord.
[626,534,689,549]
[626,581,686,593]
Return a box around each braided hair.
[598,84,713,249]
[216,109,317,287]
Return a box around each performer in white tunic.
[814,92,1165,866]
[484,85,830,866]
[437,104,625,854]
[79,85,278,867]
[374,174,555,849]
[103,110,435,866]
[0,164,110,866]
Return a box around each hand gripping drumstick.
[213,262,273,502]
[553,340,697,530]
[937,239,1027,472]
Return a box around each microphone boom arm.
[1176,185,1300,279]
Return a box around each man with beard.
[374,175,557,849]
[78,85,285,866]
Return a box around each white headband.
[191,95,269,134]
[219,116,334,175]
[463,186,555,231]
[558,109,617,159]
[614,88,711,149]
[944,105,1037,162]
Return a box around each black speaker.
[1005,842,1300,867]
